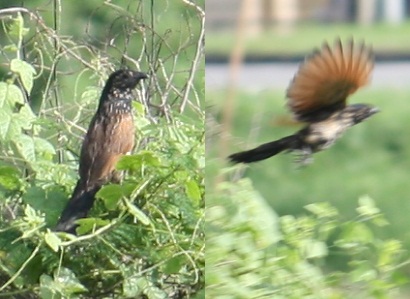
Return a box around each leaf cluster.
[206,176,408,299]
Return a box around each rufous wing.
[286,38,374,121]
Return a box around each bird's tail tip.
[54,217,79,234]
[228,152,252,164]
[228,136,294,164]
[55,185,99,235]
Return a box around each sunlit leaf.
[34,137,56,159]
[44,230,61,252]
[0,165,21,190]
[11,58,36,93]
[117,151,161,171]
[14,134,35,162]
[124,198,150,225]
[54,267,88,294]
[185,179,201,204]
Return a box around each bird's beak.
[136,72,148,80]
[370,107,380,115]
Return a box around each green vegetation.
[206,176,407,298]
[206,22,410,56]
[0,1,204,298]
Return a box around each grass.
[208,87,410,252]
[206,21,410,56]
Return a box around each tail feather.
[228,135,296,164]
[55,181,101,234]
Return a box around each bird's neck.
[97,90,133,116]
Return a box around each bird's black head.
[98,69,147,113]
[346,103,379,124]
[104,69,148,92]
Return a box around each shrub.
[0,1,204,298]
[206,175,407,298]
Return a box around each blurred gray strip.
[206,62,410,90]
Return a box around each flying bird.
[55,69,147,234]
[229,38,378,164]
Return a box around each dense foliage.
[206,173,407,298]
[0,1,204,298]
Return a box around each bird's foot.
[295,148,314,166]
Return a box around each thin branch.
[179,1,205,113]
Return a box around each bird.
[55,69,148,234]
[228,38,379,164]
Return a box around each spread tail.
[55,181,101,234]
[228,135,296,164]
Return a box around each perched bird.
[229,38,379,164]
[55,69,147,234]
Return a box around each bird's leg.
[296,147,314,166]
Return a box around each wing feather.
[286,38,374,121]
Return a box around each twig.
[179,0,205,113]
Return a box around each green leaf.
[356,195,389,226]
[21,204,44,232]
[378,240,403,268]
[0,103,35,141]
[33,137,56,159]
[11,58,36,93]
[75,217,110,235]
[305,202,339,219]
[97,184,123,210]
[5,83,25,105]
[16,104,36,129]
[22,187,46,206]
[0,82,8,108]
[8,14,28,39]
[234,179,281,248]
[3,44,18,53]
[124,198,150,225]
[133,277,167,299]
[117,151,161,171]
[54,267,88,294]
[303,239,328,259]
[350,261,377,282]
[0,109,12,139]
[337,222,374,248]
[185,179,201,204]
[134,114,151,129]
[14,134,36,162]
[122,271,141,297]
[357,195,380,217]
[44,230,61,252]
[132,101,146,116]
[164,256,184,274]
[40,274,61,299]
[0,165,21,191]
[123,278,140,297]
[23,186,66,219]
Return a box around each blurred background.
[206,0,410,297]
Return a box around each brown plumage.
[229,38,378,164]
[55,70,147,234]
